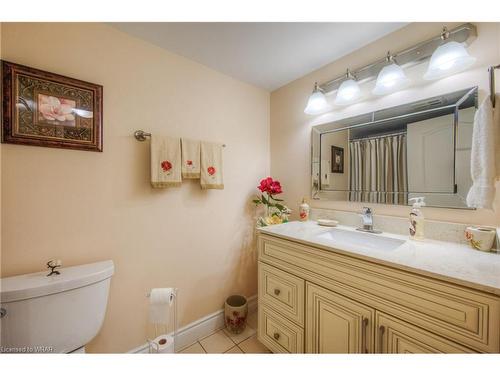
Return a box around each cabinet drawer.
[375,312,475,353]
[259,234,500,353]
[258,304,304,353]
[258,262,305,326]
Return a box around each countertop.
[258,221,500,296]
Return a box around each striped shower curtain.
[349,134,408,204]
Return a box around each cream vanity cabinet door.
[375,312,475,353]
[306,282,375,353]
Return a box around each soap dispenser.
[409,197,425,241]
[299,198,310,221]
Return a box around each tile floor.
[179,311,270,354]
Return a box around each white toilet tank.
[0,260,114,353]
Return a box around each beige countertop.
[258,221,500,296]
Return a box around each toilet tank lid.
[0,260,114,303]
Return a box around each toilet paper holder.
[146,290,176,302]
[147,288,178,353]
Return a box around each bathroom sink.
[316,228,406,252]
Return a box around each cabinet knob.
[274,289,281,296]
[273,332,280,340]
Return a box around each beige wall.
[0,23,270,352]
[271,22,500,225]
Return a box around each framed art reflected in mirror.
[1,60,103,152]
[331,146,344,173]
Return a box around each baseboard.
[129,294,257,353]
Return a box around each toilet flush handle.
[0,307,6,318]
[47,259,62,277]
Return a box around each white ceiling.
[110,23,408,91]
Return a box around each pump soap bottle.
[299,198,310,221]
[409,197,425,241]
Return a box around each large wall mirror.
[311,87,477,209]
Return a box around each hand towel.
[150,136,182,188]
[466,95,499,209]
[200,141,224,189]
[181,138,201,179]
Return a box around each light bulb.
[304,83,331,115]
[373,60,409,96]
[424,28,476,80]
[334,77,361,106]
[334,69,361,106]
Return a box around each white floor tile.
[179,342,206,354]
[199,330,235,354]
[238,335,271,354]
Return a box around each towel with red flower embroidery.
[150,135,182,188]
[200,141,224,189]
[181,138,201,179]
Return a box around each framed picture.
[331,145,344,173]
[1,60,103,152]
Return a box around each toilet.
[0,260,114,353]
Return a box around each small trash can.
[225,295,248,334]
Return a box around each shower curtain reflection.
[349,133,408,204]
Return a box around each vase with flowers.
[252,177,291,227]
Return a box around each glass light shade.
[334,79,361,106]
[424,41,476,80]
[304,89,331,115]
[372,63,410,96]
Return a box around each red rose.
[258,177,282,195]
[161,160,172,172]
[207,166,216,176]
[270,180,282,195]
[186,160,193,166]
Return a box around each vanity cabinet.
[257,233,500,353]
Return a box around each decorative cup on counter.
[465,226,496,252]
[225,295,248,334]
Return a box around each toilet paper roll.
[149,334,174,354]
[149,288,174,325]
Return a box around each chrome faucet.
[357,207,381,234]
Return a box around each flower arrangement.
[252,177,291,227]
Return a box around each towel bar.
[489,64,500,108]
[134,130,226,147]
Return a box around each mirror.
[311,87,477,209]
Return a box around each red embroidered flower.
[258,177,282,195]
[186,160,193,166]
[465,231,473,241]
[161,160,172,172]
[207,166,216,176]
[300,212,307,219]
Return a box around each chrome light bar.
[319,23,477,94]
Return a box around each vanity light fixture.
[372,52,410,96]
[334,69,361,106]
[304,82,332,115]
[424,27,476,80]
[304,23,477,115]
